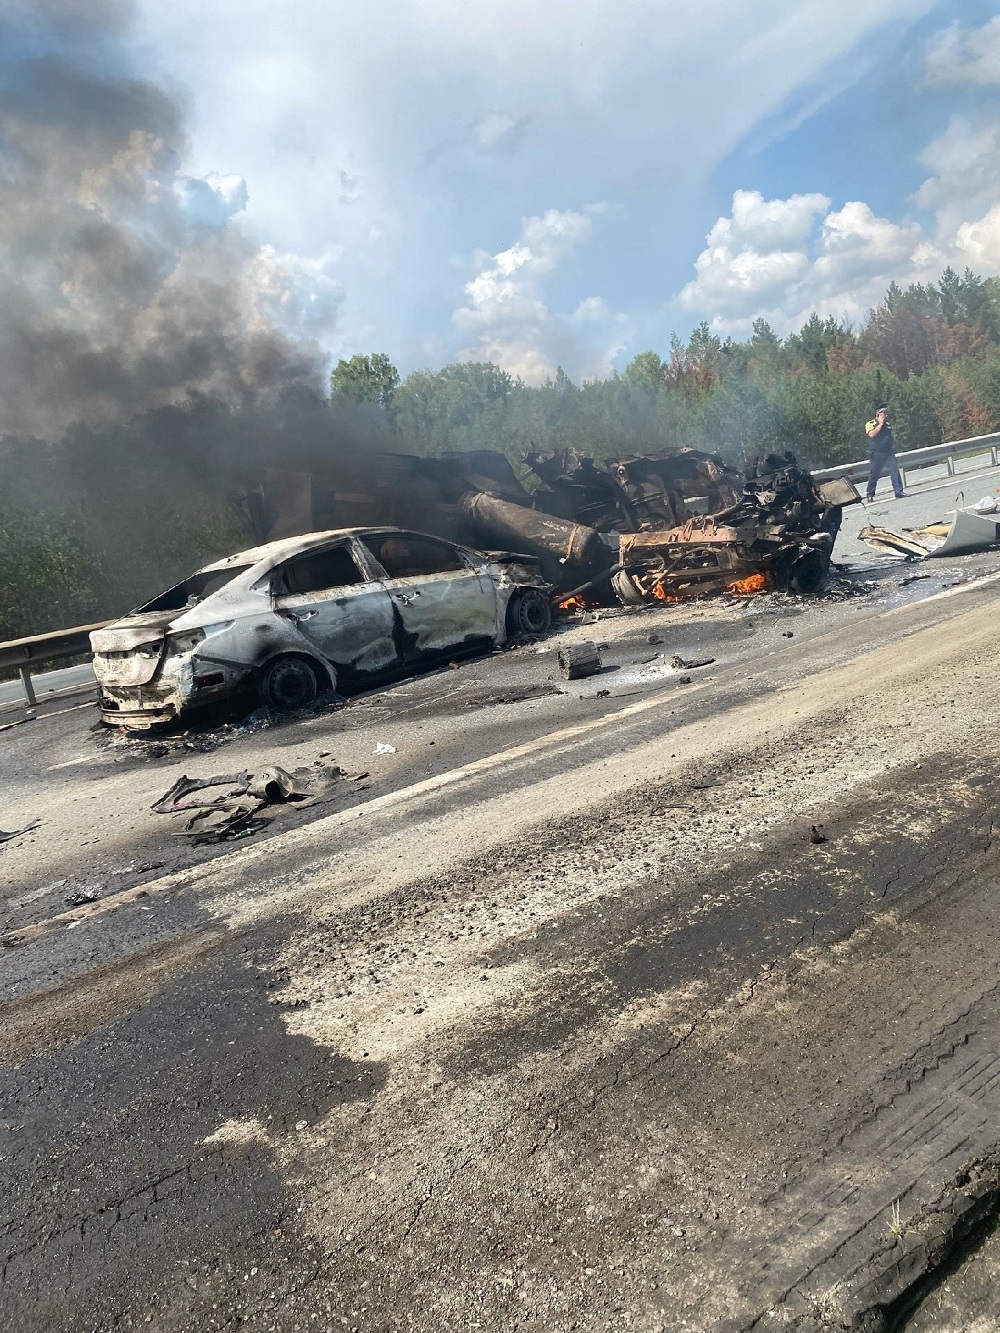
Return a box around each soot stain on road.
[0,915,387,1331]
[439,751,1000,1084]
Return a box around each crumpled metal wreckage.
[151,763,351,843]
[493,449,856,605]
[860,506,1000,560]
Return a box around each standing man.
[865,405,904,501]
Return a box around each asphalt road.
[5,485,1000,1331]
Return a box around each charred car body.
[91,528,552,728]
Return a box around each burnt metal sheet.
[860,509,1000,560]
[463,491,603,569]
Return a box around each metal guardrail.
[812,431,1000,487]
[0,620,110,707]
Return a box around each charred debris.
[235,446,859,610]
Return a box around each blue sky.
[124,1,1000,382]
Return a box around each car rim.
[517,592,550,634]
[267,660,315,709]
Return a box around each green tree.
[330,352,400,408]
[391,362,515,452]
[625,350,666,390]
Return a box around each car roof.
[197,527,411,574]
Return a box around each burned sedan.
[90,527,553,728]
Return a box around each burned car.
[90,527,553,728]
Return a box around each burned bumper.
[95,657,242,728]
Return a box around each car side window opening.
[362,535,466,579]
[278,545,367,595]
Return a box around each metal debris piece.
[65,888,100,907]
[152,762,344,843]
[669,655,715,670]
[861,508,1000,559]
[175,802,260,843]
[558,642,602,680]
[374,742,396,755]
[245,766,312,803]
[810,825,827,845]
[151,772,251,813]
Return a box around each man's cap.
[875,404,888,413]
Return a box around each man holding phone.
[865,405,904,501]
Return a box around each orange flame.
[557,595,593,612]
[725,572,770,595]
[652,582,684,603]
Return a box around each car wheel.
[786,549,829,596]
[259,655,322,711]
[507,588,553,637]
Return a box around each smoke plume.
[0,0,325,441]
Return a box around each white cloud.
[956,203,1000,272]
[678,189,944,333]
[678,190,829,317]
[913,115,1000,236]
[246,245,344,342]
[454,207,627,382]
[174,172,248,229]
[926,17,1000,86]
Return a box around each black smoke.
[0,0,329,439]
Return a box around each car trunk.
[90,611,176,686]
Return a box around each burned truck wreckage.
[236,447,858,610]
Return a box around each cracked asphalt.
[6,484,1000,1331]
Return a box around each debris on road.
[669,655,715,670]
[558,641,602,680]
[151,762,347,843]
[64,888,100,907]
[810,824,827,844]
[0,818,41,844]
[861,506,1000,559]
[374,742,396,755]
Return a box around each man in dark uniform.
[865,404,903,501]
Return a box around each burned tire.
[506,588,553,638]
[786,549,829,596]
[259,655,322,711]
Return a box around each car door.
[271,540,399,678]
[358,532,498,660]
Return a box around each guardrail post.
[993,446,999,467]
[946,457,955,476]
[18,666,36,708]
